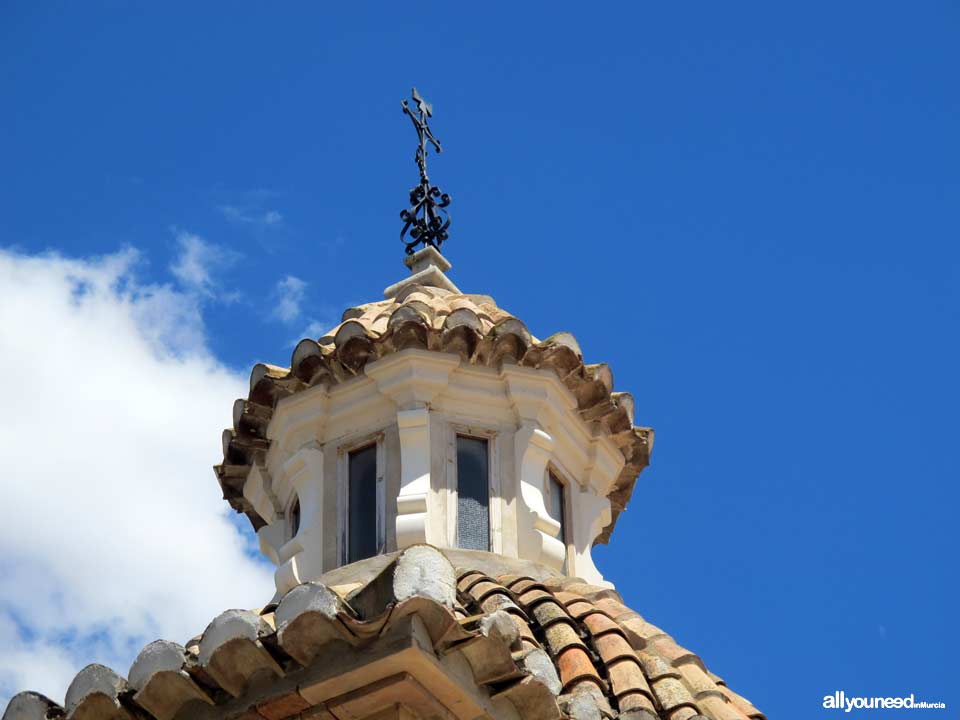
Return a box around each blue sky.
[1,3,958,718]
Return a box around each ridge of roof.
[3,547,763,720]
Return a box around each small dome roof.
[217,266,653,544]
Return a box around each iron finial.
[399,87,451,255]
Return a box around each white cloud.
[0,248,273,708]
[302,318,336,339]
[217,205,283,228]
[271,275,307,324]
[169,230,239,300]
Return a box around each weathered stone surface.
[275,582,353,666]
[478,609,519,647]
[517,648,562,696]
[128,640,212,720]
[2,693,62,720]
[198,610,283,697]
[392,545,455,606]
[3,551,765,720]
[64,664,130,720]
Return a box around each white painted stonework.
[246,346,624,595]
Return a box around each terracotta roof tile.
[510,578,549,596]
[530,601,572,628]
[650,637,700,665]
[582,612,622,637]
[565,599,600,620]
[560,583,623,603]
[516,588,556,609]
[5,548,763,720]
[619,690,659,714]
[478,591,523,616]
[495,574,528,588]
[593,632,638,664]
[637,650,681,681]
[542,621,586,655]
[551,590,583,606]
[455,571,486,593]
[668,707,700,720]
[698,695,753,720]
[606,658,653,700]
[679,662,723,699]
[463,579,505,603]
[619,616,669,645]
[592,596,636,620]
[497,613,539,650]
[555,647,603,691]
[650,676,696,712]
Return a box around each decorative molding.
[569,487,613,587]
[514,421,565,571]
[268,385,329,453]
[502,364,625,496]
[586,439,624,498]
[274,445,324,595]
[243,464,278,524]
[366,349,458,410]
[396,407,432,549]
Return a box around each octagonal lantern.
[216,247,653,596]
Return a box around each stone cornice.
[366,349,459,410]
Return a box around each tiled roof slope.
[217,284,654,543]
[3,547,763,720]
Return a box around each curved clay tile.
[5,550,764,720]
[64,664,129,720]
[214,286,654,542]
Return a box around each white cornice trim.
[366,349,460,410]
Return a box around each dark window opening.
[456,435,489,550]
[548,472,567,545]
[348,444,378,563]
[290,496,301,538]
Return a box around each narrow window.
[456,435,489,550]
[348,444,378,563]
[548,472,567,546]
[289,496,301,538]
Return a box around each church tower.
[4,90,764,720]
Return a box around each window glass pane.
[290,496,301,538]
[456,436,489,550]
[348,444,378,563]
[548,472,566,543]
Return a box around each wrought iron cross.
[399,87,451,255]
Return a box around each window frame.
[546,463,573,571]
[336,431,386,566]
[445,422,501,553]
[288,494,301,540]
